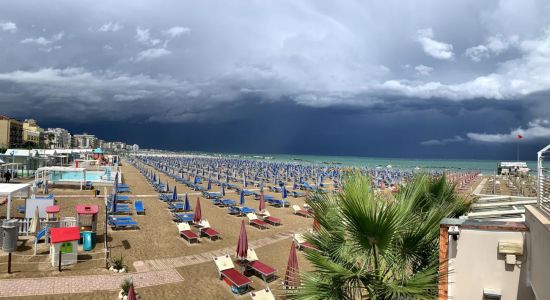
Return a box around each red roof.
[75,205,99,215]
[50,227,80,243]
[45,205,60,213]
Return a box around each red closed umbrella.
[259,191,266,212]
[127,282,136,300]
[193,197,202,223]
[236,220,248,260]
[284,241,300,288]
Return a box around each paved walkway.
[133,229,300,272]
[0,269,183,298]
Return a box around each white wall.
[449,228,534,300]
[525,206,550,300]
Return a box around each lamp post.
[10,151,15,178]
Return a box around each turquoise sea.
[197,152,537,174]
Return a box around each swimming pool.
[50,170,113,182]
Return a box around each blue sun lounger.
[292,191,306,198]
[203,191,222,199]
[110,218,139,230]
[220,199,236,207]
[254,194,275,201]
[271,186,283,193]
[174,213,194,223]
[228,206,240,215]
[211,198,223,205]
[226,184,238,190]
[168,202,190,212]
[242,190,255,196]
[108,204,131,214]
[134,200,145,215]
[271,199,289,207]
[116,186,131,193]
[110,195,131,202]
[108,215,133,225]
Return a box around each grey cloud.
[0,21,16,33]
[421,135,465,146]
[467,119,550,143]
[416,28,454,60]
[0,0,549,124]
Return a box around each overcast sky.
[1,0,549,159]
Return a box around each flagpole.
[517,139,519,162]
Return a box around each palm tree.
[293,173,471,300]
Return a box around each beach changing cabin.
[50,227,80,266]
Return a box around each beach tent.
[0,183,31,219]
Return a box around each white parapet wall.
[525,206,550,300]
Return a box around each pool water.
[50,170,112,182]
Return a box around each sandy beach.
[0,160,315,298]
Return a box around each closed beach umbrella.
[29,206,40,234]
[222,184,225,196]
[184,193,191,211]
[236,220,248,260]
[153,173,156,183]
[282,186,287,199]
[284,241,300,289]
[127,282,137,300]
[260,181,264,193]
[172,186,178,201]
[193,197,202,223]
[259,192,266,212]
[112,190,118,213]
[207,179,212,190]
[166,181,170,193]
[239,190,245,206]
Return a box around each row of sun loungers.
[178,220,220,243]
[247,213,281,229]
[214,252,277,295]
[292,205,310,217]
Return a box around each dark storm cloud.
[1,0,550,158]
